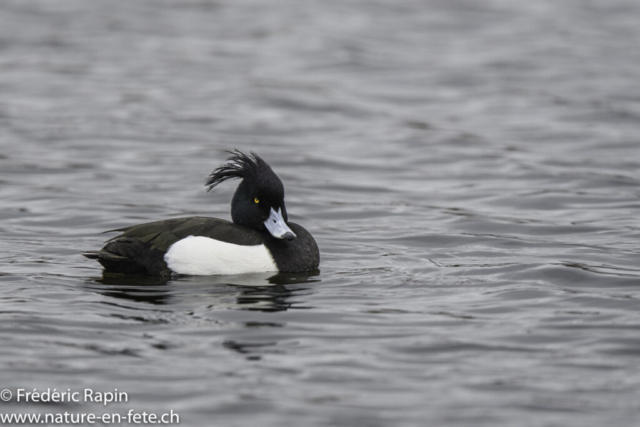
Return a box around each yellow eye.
[254,198,259,204]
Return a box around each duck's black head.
[206,150,296,241]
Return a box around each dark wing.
[88,217,264,276]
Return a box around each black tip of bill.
[282,231,296,241]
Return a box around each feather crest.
[205,150,276,192]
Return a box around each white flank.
[164,236,277,276]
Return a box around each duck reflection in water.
[86,270,320,312]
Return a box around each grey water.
[1,0,640,426]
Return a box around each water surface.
[1,0,640,426]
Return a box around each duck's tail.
[82,251,100,259]
[83,238,167,276]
